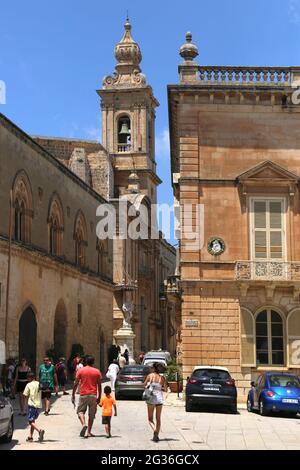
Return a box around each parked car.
[115,365,151,399]
[0,393,14,443]
[142,350,171,364]
[247,372,300,417]
[143,358,167,369]
[185,366,237,414]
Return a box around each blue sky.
[1,0,300,239]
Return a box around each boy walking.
[23,372,45,443]
[99,386,117,438]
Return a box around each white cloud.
[156,129,170,159]
[289,0,300,24]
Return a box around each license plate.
[282,399,299,404]
[203,387,220,392]
[127,381,141,385]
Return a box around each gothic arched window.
[74,211,88,268]
[96,239,108,275]
[48,194,64,256]
[12,171,33,243]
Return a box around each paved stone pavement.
[3,391,300,450]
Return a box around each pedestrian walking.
[13,358,31,415]
[72,355,102,438]
[118,354,126,369]
[123,349,129,364]
[99,385,117,438]
[106,359,119,392]
[23,372,45,443]
[38,357,58,415]
[143,363,168,443]
[55,357,69,395]
[5,358,16,398]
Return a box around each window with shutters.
[251,198,286,262]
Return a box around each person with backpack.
[38,357,58,415]
[55,358,68,396]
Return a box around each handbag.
[142,379,154,402]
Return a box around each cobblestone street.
[3,390,300,451]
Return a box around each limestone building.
[169,33,300,400]
[0,20,176,370]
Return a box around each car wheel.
[230,403,238,414]
[0,416,14,443]
[185,401,193,413]
[259,399,268,417]
[247,395,253,413]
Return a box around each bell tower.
[97,18,161,202]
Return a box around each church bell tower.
[97,18,161,202]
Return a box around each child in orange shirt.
[99,385,117,438]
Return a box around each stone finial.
[179,32,199,62]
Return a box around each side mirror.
[251,381,255,387]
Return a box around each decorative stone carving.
[122,301,133,328]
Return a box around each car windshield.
[193,369,230,380]
[269,375,300,388]
[121,367,150,375]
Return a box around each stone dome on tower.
[114,18,142,68]
[103,18,146,89]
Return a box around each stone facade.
[0,114,114,372]
[169,33,300,401]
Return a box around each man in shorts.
[38,357,58,415]
[72,355,102,438]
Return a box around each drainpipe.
[5,190,13,349]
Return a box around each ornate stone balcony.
[236,261,300,281]
[197,66,295,86]
[166,275,181,295]
[118,144,131,153]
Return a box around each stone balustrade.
[195,66,299,86]
[236,261,300,281]
[117,144,131,153]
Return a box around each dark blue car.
[247,372,300,417]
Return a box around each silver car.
[115,365,151,399]
[0,394,14,443]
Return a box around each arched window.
[48,194,64,256]
[256,309,284,366]
[96,240,108,275]
[117,115,131,152]
[13,171,33,243]
[74,211,87,268]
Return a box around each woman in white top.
[144,363,168,442]
[106,359,119,392]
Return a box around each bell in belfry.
[119,122,131,136]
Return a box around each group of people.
[71,356,167,442]
[1,351,167,443]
